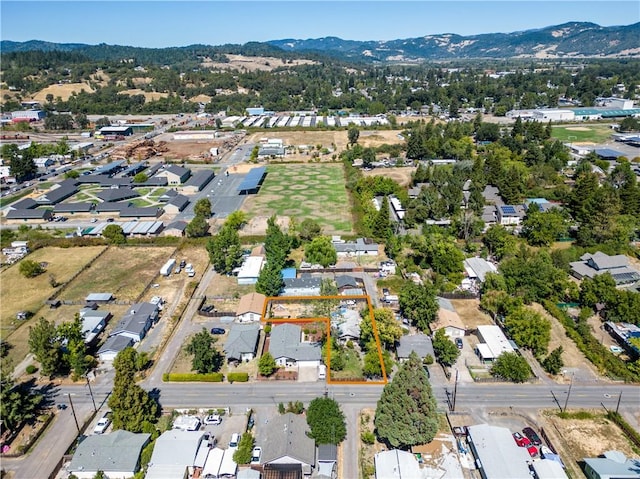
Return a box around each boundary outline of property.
[261,294,388,385]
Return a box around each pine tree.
[374,352,438,448]
[372,196,393,241]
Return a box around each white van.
[318,364,327,380]
[229,432,240,448]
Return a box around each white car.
[251,446,262,464]
[93,414,111,434]
[204,414,222,425]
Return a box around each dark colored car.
[455,337,463,349]
[522,427,542,446]
[210,328,225,335]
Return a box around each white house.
[237,256,264,285]
[236,292,266,322]
[269,323,321,369]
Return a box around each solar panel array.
[501,205,516,215]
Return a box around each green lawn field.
[551,124,614,143]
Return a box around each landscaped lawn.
[551,124,614,143]
[243,164,353,234]
[331,348,364,380]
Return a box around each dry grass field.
[31,83,95,102]
[118,89,169,101]
[201,54,317,72]
[0,246,107,330]
[362,166,416,187]
[450,299,494,329]
[60,246,176,302]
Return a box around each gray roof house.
[146,430,206,479]
[260,413,316,476]
[269,323,321,366]
[163,220,188,237]
[97,335,133,362]
[334,238,380,256]
[282,277,322,296]
[224,323,260,362]
[54,202,94,213]
[110,302,159,342]
[583,451,640,479]
[335,275,359,291]
[396,333,434,361]
[570,252,640,285]
[79,307,111,345]
[317,444,338,479]
[67,430,151,479]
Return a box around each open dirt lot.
[530,303,602,383]
[118,89,169,101]
[362,166,416,187]
[31,83,95,102]
[201,54,318,72]
[60,246,176,302]
[450,299,494,330]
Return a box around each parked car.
[93,413,112,434]
[522,427,542,446]
[527,445,539,457]
[179,260,187,268]
[204,414,222,425]
[251,446,262,464]
[455,337,463,349]
[211,328,225,335]
[229,433,240,448]
[512,432,532,447]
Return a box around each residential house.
[97,335,133,362]
[269,323,322,368]
[396,333,434,362]
[237,256,265,285]
[163,220,188,237]
[475,325,516,363]
[79,306,111,345]
[374,450,421,479]
[156,165,191,185]
[224,323,260,362]
[236,292,266,322]
[146,430,207,479]
[334,238,380,256]
[431,307,466,339]
[583,451,640,479]
[259,413,316,477]
[463,257,498,286]
[570,252,640,285]
[335,275,360,293]
[332,308,361,343]
[282,276,321,296]
[317,444,337,479]
[110,302,159,342]
[497,204,526,226]
[67,430,151,479]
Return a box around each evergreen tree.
[255,261,284,297]
[186,215,210,238]
[28,318,61,377]
[258,352,276,376]
[108,347,158,432]
[372,196,393,241]
[193,198,212,218]
[542,347,564,375]
[374,352,438,448]
[207,225,243,274]
[304,236,337,267]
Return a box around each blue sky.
[1,1,638,48]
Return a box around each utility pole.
[67,393,80,433]
[452,369,459,412]
[616,392,622,415]
[86,375,97,413]
[563,373,574,413]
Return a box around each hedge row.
[227,372,249,383]
[543,301,639,382]
[163,373,223,382]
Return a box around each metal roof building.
[476,325,517,362]
[467,424,531,479]
[374,449,421,479]
[237,166,267,194]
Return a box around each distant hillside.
[268,22,640,61]
[2,22,638,63]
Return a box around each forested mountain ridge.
[269,22,640,61]
[2,22,638,64]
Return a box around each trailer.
[160,258,176,277]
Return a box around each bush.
[361,431,376,445]
[19,259,45,278]
[165,373,223,382]
[26,364,38,374]
[227,372,249,383]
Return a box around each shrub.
[26,364,38,374]
[165,373,223,382]
[361,431,375,445]
[227,372,249,383]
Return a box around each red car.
[527,445,539,457]
[513,432,532,447]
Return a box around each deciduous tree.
[193,198,212,218]
[186,328,224,374]
[398,281,438,332]
[504,307,551,357]
[306,397,347,444]
[432,329,460,366]
[19,259,44,278]
[102,224,126,244]
[207,225,243,274]
[186,215,209,238]
[258,352,276,376]
[28,318,61,377]
[490,352,531,383]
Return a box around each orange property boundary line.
[261,295,387,385]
